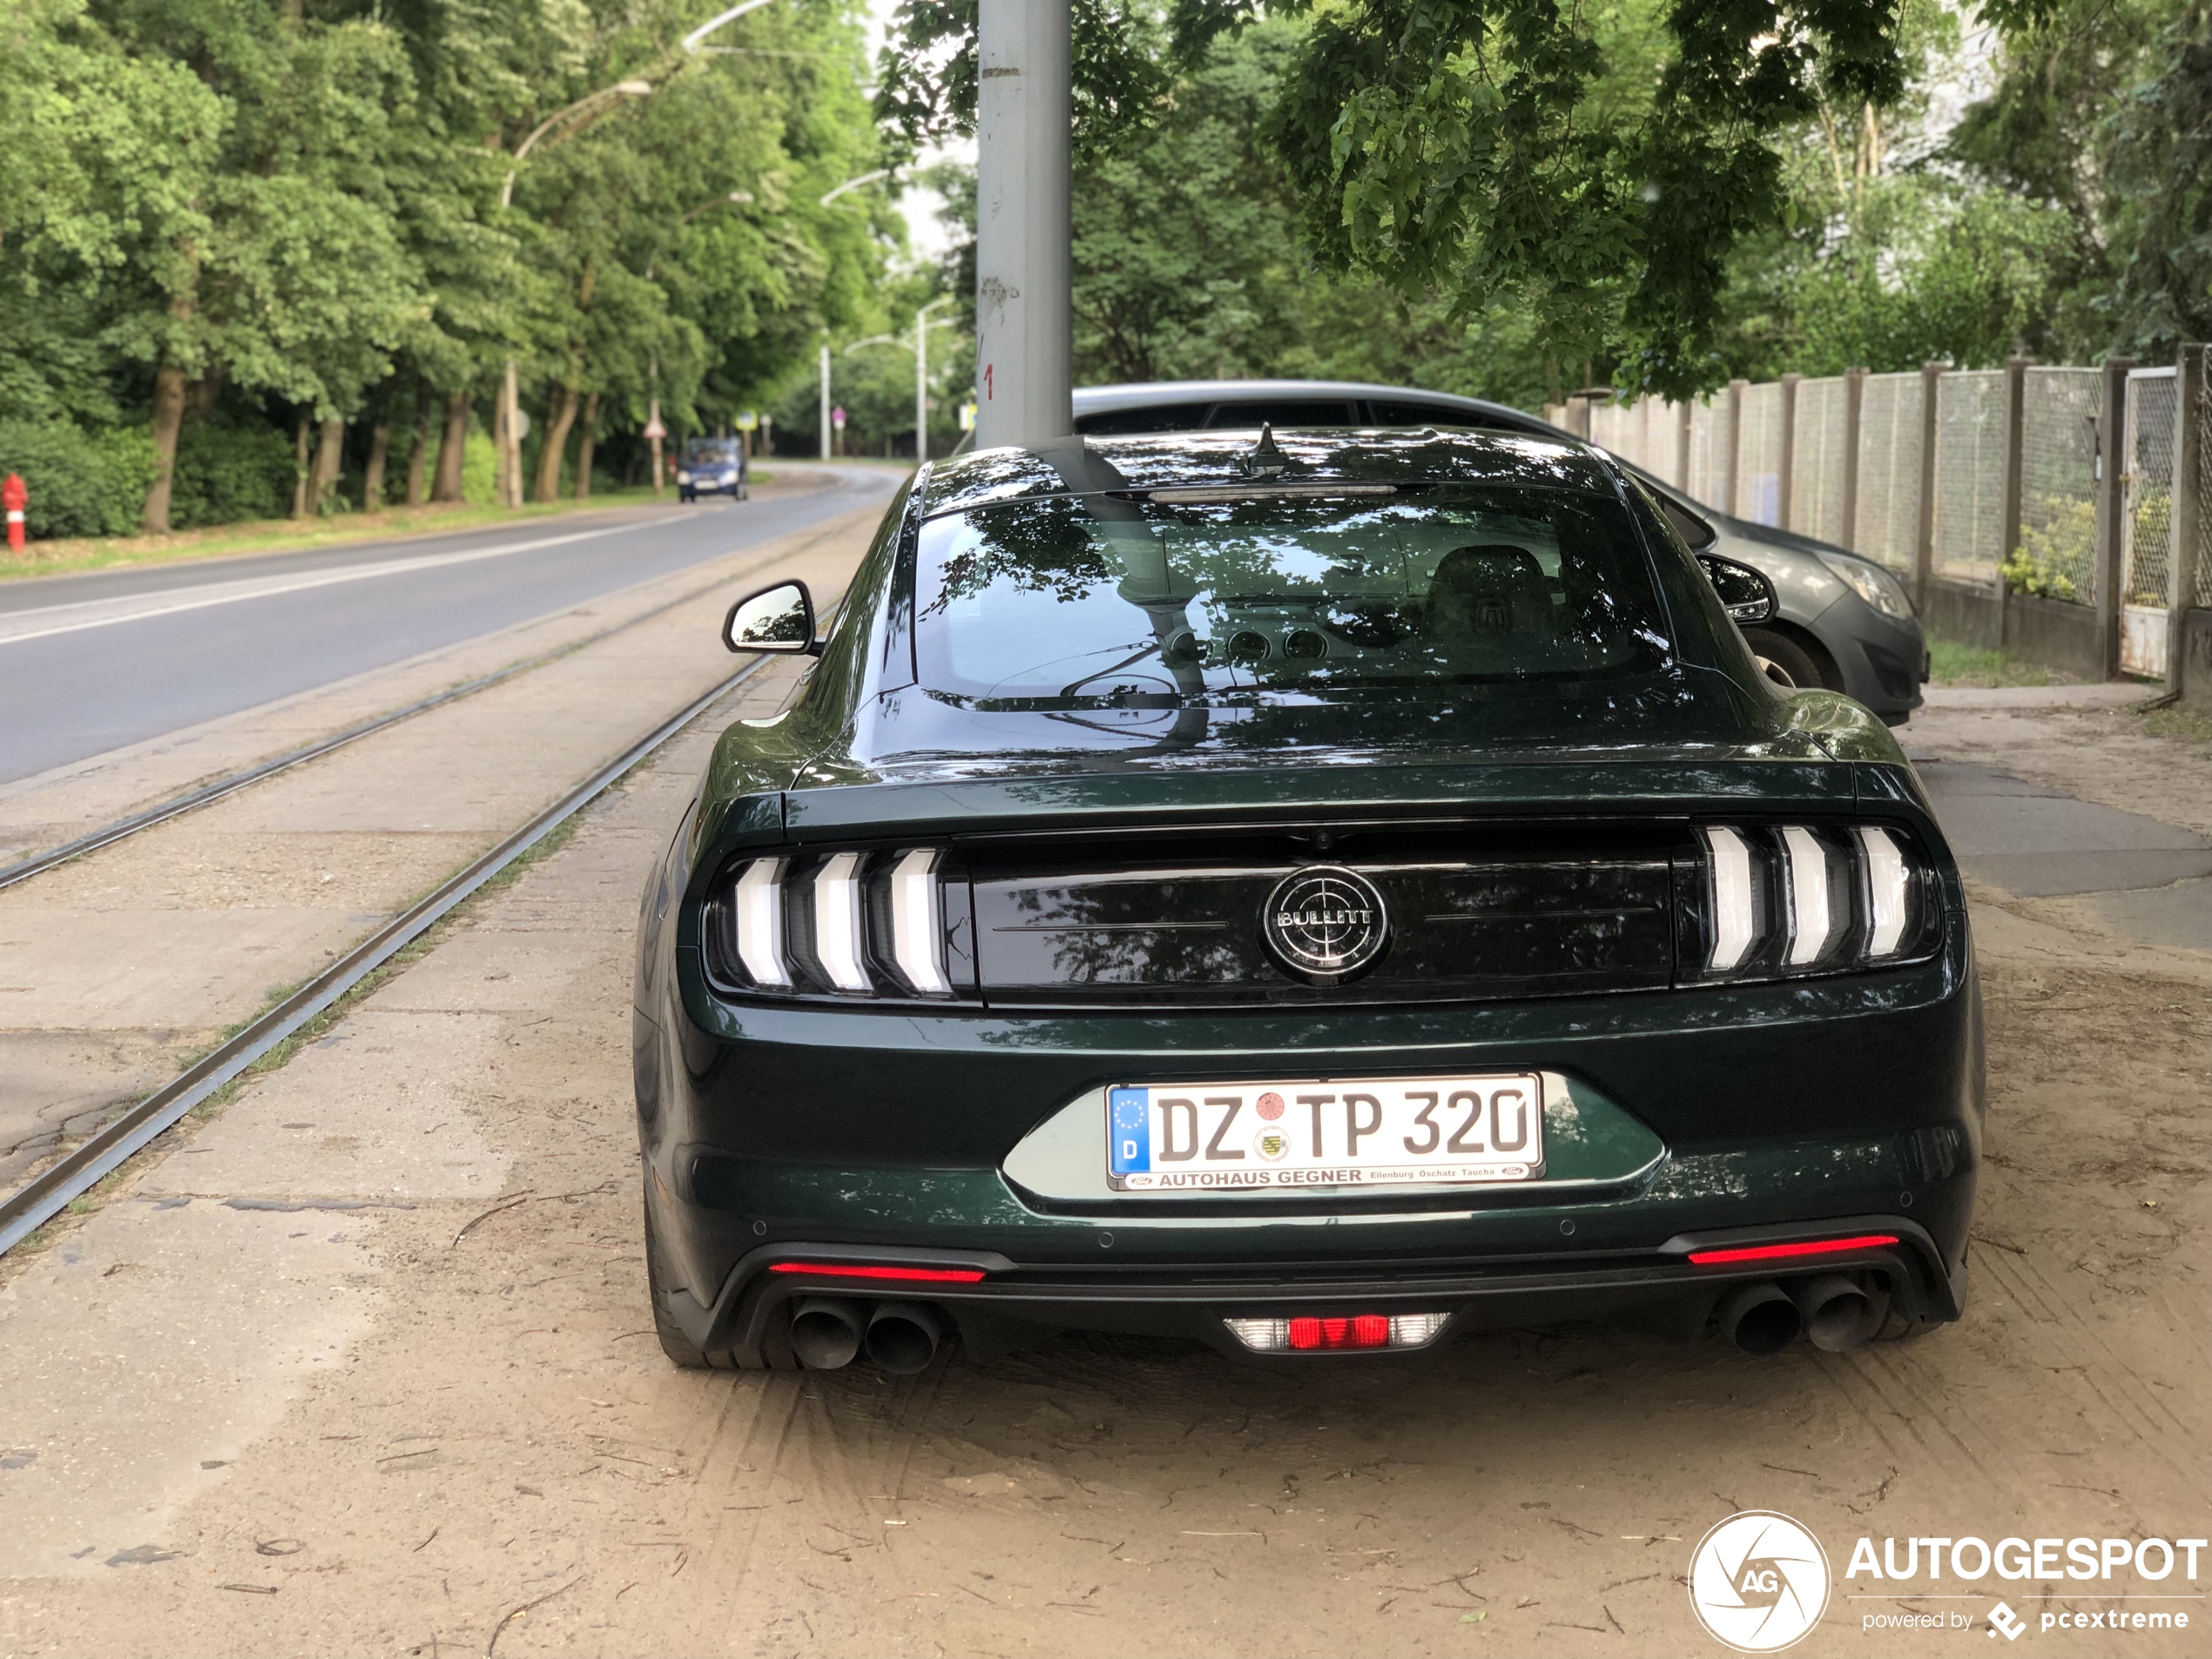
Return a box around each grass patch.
[2141,701,2212,744]
[1926,638,2067,688]
[0,488,666,584]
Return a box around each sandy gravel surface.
[0,690,2207,1656]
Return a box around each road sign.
[958,401,977,433]
[643,415,666,440]
[737,411,758,432]
[832,407,846,429]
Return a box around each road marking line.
[0,518,691,649]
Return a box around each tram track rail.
[0,652,772,1258]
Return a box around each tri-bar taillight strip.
[725,847,951,998]
[1695,823,1918,979]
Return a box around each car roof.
[919,426,1621,520]
[1071,379,1561,437]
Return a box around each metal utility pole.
[974,1,1072,451]
[819,342,832,460]
[914,297,952,463]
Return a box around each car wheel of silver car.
[1742,625,1825,693]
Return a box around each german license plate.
[1106,1076,1544,1193]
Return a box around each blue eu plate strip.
[1109,1087,1150,1174]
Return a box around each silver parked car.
[1071,380,1928,723]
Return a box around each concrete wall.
[1923,580,2001,651]
[1923,579,2108,683]
[2182,607,2212,711]
[2006,592,2107,681]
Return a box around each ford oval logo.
[1263,866,1389,983]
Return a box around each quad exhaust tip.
[1719,1273,1888,1356]
[789,1298,865,1370]
[1717,1280,1804,1356]
[1790,1271,1888,1352]
[866,1300,945,1375]
[788,1298,947,1373]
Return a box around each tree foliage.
[880,0,1954,398]
[0,0,901,530]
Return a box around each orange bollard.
[2,472,24,553]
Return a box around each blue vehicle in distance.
[676,437,749,503]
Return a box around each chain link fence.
[1567,363,2207,663]
[2124,368,2176,608]
[2201,391,2212,609]
[1688,398,1726,509]
[1736,381,1784,524]
[1791,375,1848,545]
[1855,372,1924,573]
[1931,370,2006,583]
[2017,367,2102,604]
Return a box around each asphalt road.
[1921,758,2212,948]
[0,465,902,785]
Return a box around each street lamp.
[494,0,785,506]
[683,0,779,54]
[818,169,890,207]
[844,299,963,464]
[681,190,755,222]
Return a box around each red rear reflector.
[1286,1314,1394,1351]
[766,1262,986,1284]
[1687,1233,1899,1266]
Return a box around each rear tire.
[644,1181,737,1370]
[1741,626,1833,692]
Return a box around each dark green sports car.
[633,426,1980,1375]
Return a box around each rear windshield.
[914,486,1669,701]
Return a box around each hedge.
[171,421,296,529]
[0,419,157,540]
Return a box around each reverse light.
[1224,1312,1450,1353]
[1687,1234,1899,1267]
[767,1262,987,1284]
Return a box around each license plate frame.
[1105,1075,1545,1194]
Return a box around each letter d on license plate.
[1107,1075,1543,1193]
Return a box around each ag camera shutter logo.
[1688,1511,1831,1652]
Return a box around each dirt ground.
[1,688,2208,1656]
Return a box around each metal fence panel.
[1790,376,1847,545]
[1932,369,2006,583]
[1854,372,1923,572]
[1688,398,1726,511]
[2019,366,2102,604]
[1737,381,1784,523]
[2124,368,2176,606]
[2201,393,2212,609]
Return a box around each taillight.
[1679,824,1939,982]
[706,847,962,998]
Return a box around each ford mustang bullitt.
[632,425,1981,1375]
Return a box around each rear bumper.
[639,896,1982,1360]
[659,1217,1964,1366]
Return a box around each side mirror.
[723,580,819,654]
[1697,554,1777,626]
